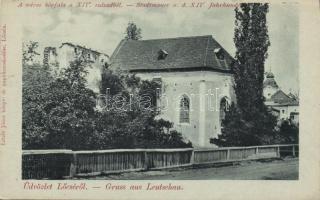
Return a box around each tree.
[275,120,299,144]
[125,22,142,40]
[43,59,97,149]
[22,64,54,149]
[23,58,97,149]
[233,3,270,119]
[96,69,192,149]
[23,58,191,149]
[213,3,277,147]
[23,41,40,64]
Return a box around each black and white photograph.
[20,2,301,181]
[2,0,320,199]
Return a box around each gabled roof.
[110,35,234,73]
[268,90,299,106]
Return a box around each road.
[80,158,298,180]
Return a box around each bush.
[273,120,299,144]
[212,103,278,147]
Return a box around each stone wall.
[43,43,109,93]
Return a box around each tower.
[263,72,279,100]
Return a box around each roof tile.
[110,35,234,72]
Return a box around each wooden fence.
[193,145,292,165]
[22,144,298,179]
[22,150,73,179]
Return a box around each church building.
[42,35,300,148]
[110,35,236,147]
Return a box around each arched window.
[180,95,190,123]
[219,97,229,126]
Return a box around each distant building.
[43,43,110,93]
[110,35,236,147]
[263,72,299,125]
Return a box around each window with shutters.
[180,95,190,123]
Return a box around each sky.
[21,3,299,94]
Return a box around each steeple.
[264,71,279,89]
[263,71,279,99]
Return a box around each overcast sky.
[22,3,299,94]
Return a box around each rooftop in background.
[268,90,299,106]
[110,35,235,73]
[264,71,299,106]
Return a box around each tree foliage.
[23,58,191,149]
[23,41,40,64]
[23,59,97,149]
[213,3,279,147]
[95,69,191,149]
[233,3,270,119]
[275,120,299,144]
[125,22,142,40]
[22,64,53,149]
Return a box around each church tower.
[263,72,279,100]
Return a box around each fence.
[22,144,298,179]
[193,145,297,165]
[72,148,193,176]
[22,150,73,179]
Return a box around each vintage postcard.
[0,0,319,199]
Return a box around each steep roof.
[110,35,234,72]
[268,90,299,106]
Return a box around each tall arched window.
[180,95,190,123]
[219,97,229,126]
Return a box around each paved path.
[81,158,298,180]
